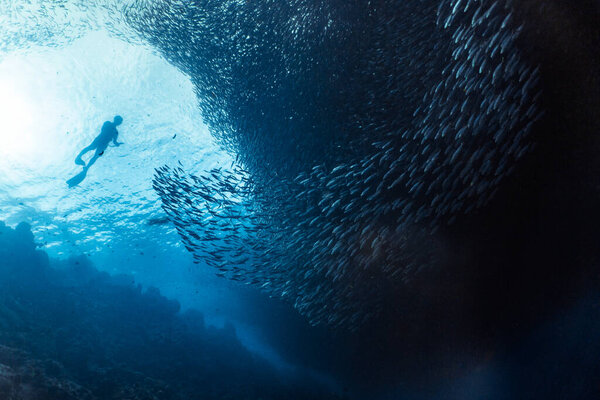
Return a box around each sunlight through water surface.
[0,30,233,262]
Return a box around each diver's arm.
[112,131,123,146]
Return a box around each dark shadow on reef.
[0,221,345,400]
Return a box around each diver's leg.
[84,154,99,170]
[75,145,94,166]
[83,147,104,171]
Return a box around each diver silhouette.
[67,115,124,188]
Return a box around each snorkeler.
[67,115,124,188]
[75,115,124,170]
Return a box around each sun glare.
[0,52,74,173]
[0,77,35,162]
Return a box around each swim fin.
[67,169,87,188]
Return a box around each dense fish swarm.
[0,0,139,54]
[146,0,542,329]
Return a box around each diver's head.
[113,115,123,125]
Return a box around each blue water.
[0,1,599,399]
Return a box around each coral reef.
[0,221,343,400]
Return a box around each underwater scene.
[0,0,599,399]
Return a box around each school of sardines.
[149,0,540,330]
